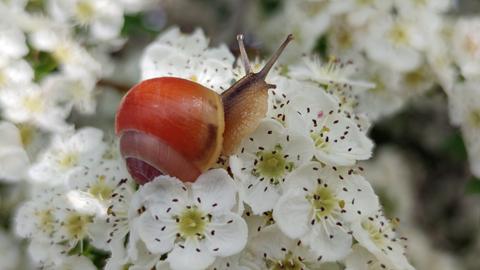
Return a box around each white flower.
[360,146,415,223]
[363,15,425,72]
[0,21,28,61]
[328,0,393,27]
[345,244,394,270]
[29,127,106,186]
[43,71,98,114]
[230,119,314,214]
[0,229,21,270]
[247,225,334,270]
[452,18,480,79]
[29,29,101,76]
[136,169,247,270]
[351,213,414,270]
[287,85,374,166]
[0,59,33,89]
[290,55,375,90]
[355,65,405,122]
[141,27,235,93]
[0,121,29,182]
[0,83,71,132]
[44,255,97,270]
[68,159,132,203]
[448,80,480,177]
[207,253,251,270]
[274,162,379,262]
[16,187,61,241]
[47,0,124,41]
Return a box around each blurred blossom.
[0,0,478,269]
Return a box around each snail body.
[115,34,293,184]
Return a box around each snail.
[115,34,293,184]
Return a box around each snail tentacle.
[237,34,252,74]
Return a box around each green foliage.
[69,240,110,268]
[260,0,283,15]
[313,35,328,59]
[441,132,468,162]
[121,14,161,37]
[25,50,58,82]
[466,177,480,194]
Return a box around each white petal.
[168,239,216,270]
[205,212,248,257]
[137,213,176,254]
[192,169,237,213]
[139,176,189,216]
[304,223,352,262]
[273,190,311,238]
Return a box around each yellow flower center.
[269,252,304,270]
[469,110,480,127]
[36,209,55,234]
[65,213,93,239]
[308,186,341,219]
[388,24,409,45]
[311,126,330,149]
[362,220,385,247]
[17,124,35,147]
[88,175,113,200]
[255,145,293,181]
[178,208,207,238]
[75,1,95,23]
[23,95,44,113]
[58,152,79,169]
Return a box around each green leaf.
[441,132,468,162]
[466,178,480,194]
[25,50,59,82]
[313,35,328,59]
[260,0,283,15]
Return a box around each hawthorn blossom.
[47,0,124,41]
[0,83,71,132]
[230,119,314,214]
[452,18,480,79]
[136,169,248,270]
[274,162,379,262]
[0,121,29,182]
[248,225,339,270]
[29,127,106,186]
[141,27,235,93]
[286,85,373,166]
[351,212,414,270]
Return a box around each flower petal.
[204,212,248,257]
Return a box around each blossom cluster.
[11,27,416,270]
[251,0,480,178]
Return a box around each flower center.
[65,213,93,239]
[22,95,44,113]
[464,35,480,57]
[310,126,330,149]
[404,67,426,88]
[388,24,409,45]
[308,186,342,219]
[469,110,480,127]
[255,146,292,180]
[88,175,113,200]
[17,124,35,147]
[75,1,95,23]
[58,152,79,169]
[178,207,207,238]
[362,220,385,247]
[270,252,304,270]
[36,209,55,234]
